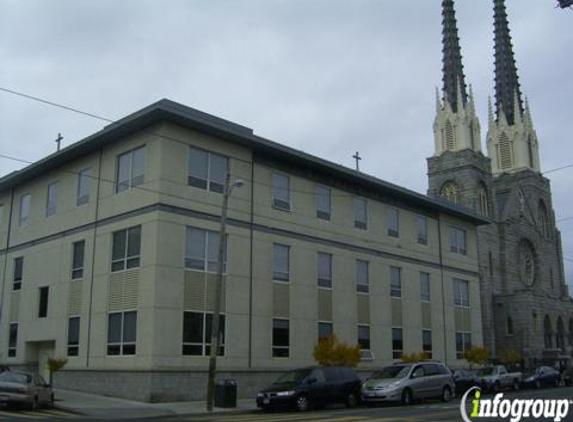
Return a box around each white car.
[0,371,54,410]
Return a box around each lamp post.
[206,173,244,412]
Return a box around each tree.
[47,357,67,386]
[313,334,361,367]
[498,349,522,368]
[464,347,491,369]
[400,352,430,363]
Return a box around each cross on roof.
[353,151,362,172]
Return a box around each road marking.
[0,410,44,419]
[41,409,80,418]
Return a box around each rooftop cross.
[55,133,63,151]
[353,151,362,172]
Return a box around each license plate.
[263,398,270,404]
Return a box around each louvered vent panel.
[273,283,289,318]
[317,289,332,321]
[357,294,370,324]
[391,298,402,327]
[9,292,20,321]
[205,274,226,312]
[68,282,83,316]
[123,270,139,309]
[108,272,125,311]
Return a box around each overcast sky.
[1,0,572,289]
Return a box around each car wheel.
[535,380,541,389]
[294,395,310,412]
[441,386,452,402]
[345,392,358,408]
[513,379,520,391]
[401,388,413,406]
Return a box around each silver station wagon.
[362,362,455,405]
[0,371,54,410]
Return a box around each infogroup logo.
[460,387,571,422]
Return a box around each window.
[182,312,225,356]
[318,322,333,341]
[450,227,467,255]
[317,253,332,288]
[506,317,514,336]
[441,181,460,204]
[72,241,86,280]
[420,272,430,302]
[392,328,403,359]
[273,244,290,282]
[353,198,367,229]
[539,200,550,237]
[358,325,371,355]
[390,266,402,298]
[356,260,369,293]
[188,147,229,193]
[453,279,470,307]
[116,146,146,193]
[67,317,80,356]
[77,168,91,206]
[272,173,290,211]
[478,184,489,216]
[422,330,432,358]
[19,193,31,227]
[111,226,141,272]
[387,207,399,238]
[185,227,226,273]
[8,323,18,358]
[456,332,472,359]
[107,311,137,355]
[46,182,57,217]
[38,286,49,318]
[272,319,289,357]
[417,215,427,245]
[315,185,331,220]
[13,257,23,291]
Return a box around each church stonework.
[427,0,572,367]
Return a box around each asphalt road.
[0,386,571,422]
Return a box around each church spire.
[441,0,467,113]
[493,0,523,125]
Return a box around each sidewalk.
[54,389,258,419]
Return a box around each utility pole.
[206,173,243,411]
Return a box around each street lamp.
[206,173,244,412]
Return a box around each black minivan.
[256,366,362,411]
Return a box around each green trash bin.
[215,379,237,408]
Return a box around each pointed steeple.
[441,0,468,112]
[493,0,523,125]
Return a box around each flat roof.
[0,99,489,225]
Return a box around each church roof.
[441,0,468,112]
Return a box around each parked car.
[523,366,562,389]
[453,369,480,394]
[0,371,53,409]
[475,365,522,393]
[563,368,573,387]
[361,362,455,405]
[256,366,361,411]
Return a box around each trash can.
[215,379,237,408]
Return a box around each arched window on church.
[539,200,550,237]
[544,316,553,349]
[440,181,461,205]
[569,318,573,347]
[444,120,455,150]
[499,132,513,170]
[506,317,514,336]
[477,183,489,216]
[556,317,565,351]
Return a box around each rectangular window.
[182,311,226,356]
[315,185,331,220]
[272,173,290,211]
[356,260,369,293]
[116,146,146,193]
[273,244,290,282]
[450,227,467,255]
[318,322,333,341]
[420,272,431,302]
[38,286,49,318]
[272,319,289,358]
[353,198,367,229]
[107,311,137,356]
[46,182,57,217]
[67,317,80,356]
[358,325,371,351]
[77,168,91,206]
[423,330,433,359]
[317,252,332,288]
[13,257,23,291]
[188,147,229,193]
[456,332,472,359]
[387,207,399,238]
[72,241,86,280]
[8,323,18,358]
[390,266,402,298]
[19,193,31,227]
[392,328,403,359]
[453,279,470,307]
[417,215,428,245]
[111,226,141,272]
[185,227,227,273]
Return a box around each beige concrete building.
[0,100,487,401]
